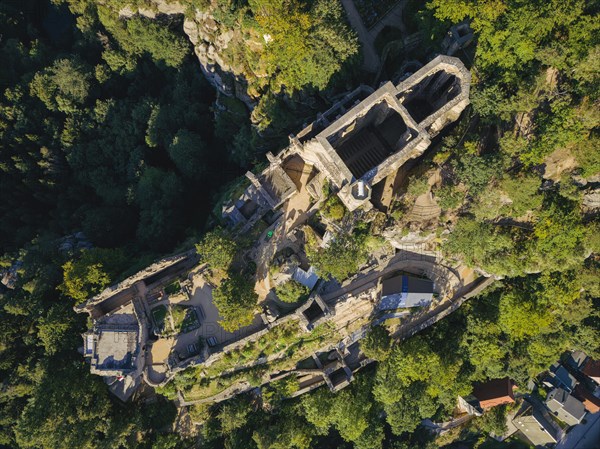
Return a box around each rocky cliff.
[119,0,266,109]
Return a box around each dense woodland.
[0,0,598,448]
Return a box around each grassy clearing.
[151,305,168,332]
[170,306,200,334]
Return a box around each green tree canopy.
[305,228,368,281]
[212,275,257,332]
[14,361,135,449]
[30,58,93,113]
[195,228,238,272]
[275,280,310,303]
[60,248,127,304]
[250,0,358,91]
[360,325,392,361]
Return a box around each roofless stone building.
[292,55,470,211]
[223,55,470,223]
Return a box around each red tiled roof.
[582,359,600,382]
[573,384,600,414]
[473,378,515,409]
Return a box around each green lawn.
[171,306,200,334]
[151,305,168,332]
[164,281,181,295]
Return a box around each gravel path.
[340,0,381,71]
[340,0,408,73]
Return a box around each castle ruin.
[223,55,470,223]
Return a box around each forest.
[0,0,598,448]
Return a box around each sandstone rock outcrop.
[119,0,263,109]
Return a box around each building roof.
[85,303,141,377]
[92,328,138,372]
[292,266,319,290]
[379,274,434,310]
[567,350,588,370]
[582,359,600,383]
[258,165,297,206]
[513,402,558,446]
[550,363,578,392]
[472,378,515,409]
[546,388,586,426]
[573,384,600,414]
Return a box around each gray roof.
[550,363,578,392]
[93,328,138,371]
[513,402,558,446]
[546,388,586,426]
[292,266,319,290]
[379,274,433,310]
[259,165,296,205]
[567,350,588,370]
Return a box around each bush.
[406,175,429,197]
[452,153,504,192]
[321,195,346,221]
[435,185,464,210]
[275,280,310,303]
[164,281,181,295]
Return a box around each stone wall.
[76,250,197,315]
[287,55,470,212]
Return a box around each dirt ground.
[543,147,577,181]
[180,274,264,348]
[150,338,174,364]
[147,338,174,384]
[254,156,318,300]
[282,157,317,233]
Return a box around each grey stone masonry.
[288,55,470,211]
[396,55,471,137]
[223,56,470,217]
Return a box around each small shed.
[379,274,434,310]
[292,266,319,290]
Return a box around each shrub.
[321,194,346,221]
[452,153,504,192]
[275,280,310,303]
[406,175,429,197]
[435,185,464,210]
